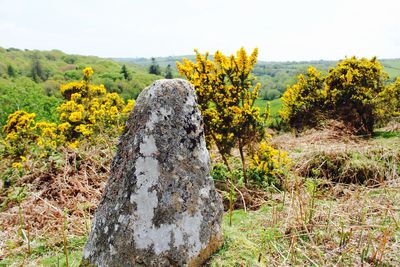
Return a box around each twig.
[227,179,247,213]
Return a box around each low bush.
[297,149,399,185]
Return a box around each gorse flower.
[57,67,134,142]
[2,67,135,157]
[12,162,22,169]
[83,67,94,80]
[250,141,290,177]
[3,110,36,140]
[177,48,266,182]
[69,111,83,122]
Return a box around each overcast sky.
[1,0,399,61]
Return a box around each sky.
[0,0,399,61]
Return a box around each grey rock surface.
[81,79,223,267]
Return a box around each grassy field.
[1,128,398,266]
[3,182,399,266]
[211,181,400,266]
[254,98,282,119]
[381,59,400,80]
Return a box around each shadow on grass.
[373,131,400,139]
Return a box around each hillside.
[0,47,162,127]
[117,56,400,100]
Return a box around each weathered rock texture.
[81,79,223,266]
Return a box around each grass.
[254,98,282,119]
[0,236,85,267]
[374,131,400,139]
[210,182,400,266]
[381,59,400,79]
[1,131,399,266]
[6,180,397,266]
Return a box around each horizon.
[1,0,399,61]
[2,46,400,64]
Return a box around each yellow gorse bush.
[2,112,65,158]
[325,57,387,135]
[280,67,326,131]
[280,57,393,135]
[2,110,65,157]
[2,110,37,157]
[3,110,36,141]
[377,77,400,120]
[250,141,291,178]
[2,67,134,159]
[177,48,266,183]
[57,67,134,141]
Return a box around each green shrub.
[0,77,61,128]
[211,163,230,181]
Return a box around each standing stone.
[81,79,224,266]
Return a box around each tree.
[165,64,173,79]
[280,67,326,132]
[120,64,131,80]
[30,54,47,82]
[7,65,16,77]
[263,89,281,100]
[177,48,266,183]
[325,57,387,135]
[149,57,161,75]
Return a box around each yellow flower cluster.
[83,67,94,79]
[12,162,23,169]
[57,67,134,143]
[75,124,93,136]
[250,141,291,178]
[3,110,36,141]
[2,110,63,157]
[34,121,59,151]
[280,67,326,130]
[2,67,135,158]
[177,48,265,160]
[326,57,386,105]
[58,100,85,121]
